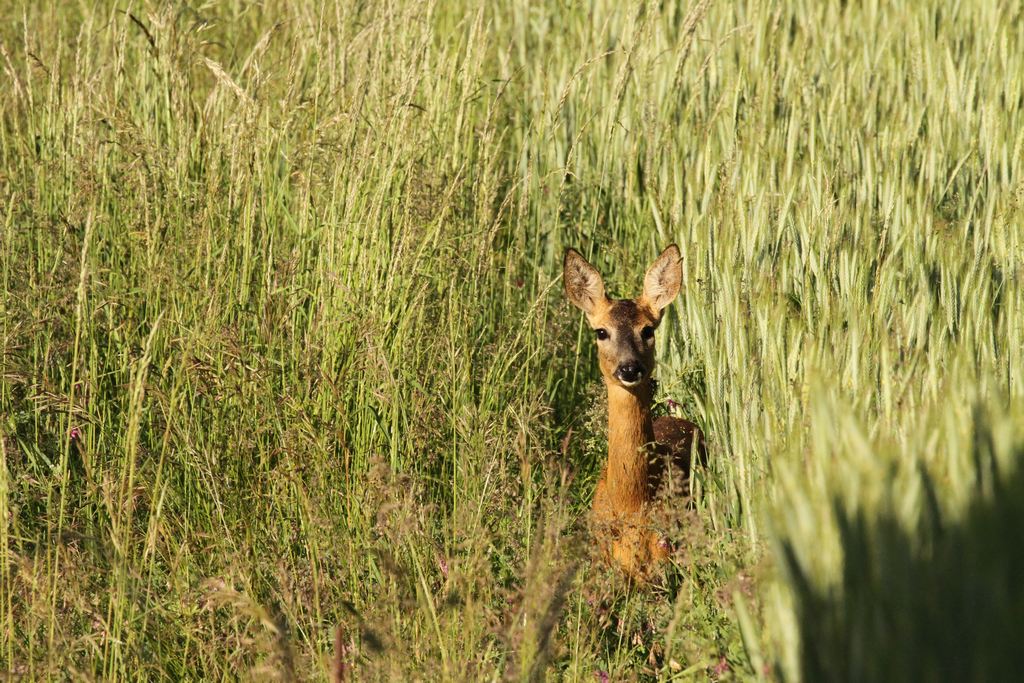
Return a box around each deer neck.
[604,380,655,512]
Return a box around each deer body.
[564,245,704,578]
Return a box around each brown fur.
[651,415,705,496]
[564,246,705,579]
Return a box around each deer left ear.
[564,248,606,316]
[642,244,682,314]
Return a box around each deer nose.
[615,362,645,384]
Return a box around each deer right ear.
[563,248,606,316]
[642,244,682,314]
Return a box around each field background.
[2,0,1023,680]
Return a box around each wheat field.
[1,0,1022,680]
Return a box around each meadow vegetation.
[1,0,1022,679]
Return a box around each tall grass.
[1,0,1021,679]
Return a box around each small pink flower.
[713,656,730,675]
[595,671,610,683]
[69,426,81,441]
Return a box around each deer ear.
[642,244,682,313]
[563,248,606,316]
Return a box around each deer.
[563,245,705,579]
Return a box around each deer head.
[563,245,682,389]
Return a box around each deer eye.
[595,328,609,341]
[640,326,655,340]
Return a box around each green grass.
[1,0,1022,679]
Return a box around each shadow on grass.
[783,424,1024,682]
